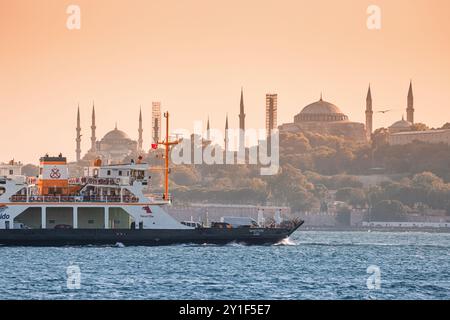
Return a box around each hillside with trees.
[165,129,450,219]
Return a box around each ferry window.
[49,220,56,224]
[88,220,94,224]
[119,171,122,176]
[107,170,111,176]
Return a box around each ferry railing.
[10,195,140,203]
[147,193,172,202]
[69,177,121,186]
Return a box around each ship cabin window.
[88,220,94,224]
[107,170,111,176]
[118,171,122,176]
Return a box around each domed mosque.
[77,104,144,164]
[280,94,367,142]
[93,125,138,163]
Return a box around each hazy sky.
[1,0,450,163]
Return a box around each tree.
[21,164,39,177]
[171,166,200,186]
[372,128,389,147]
[440,123,450,130]
[445,202,450,216]
[336,205,352,226]
[335,188,366,207]
[410,123,429,131]
[371,200,407,221]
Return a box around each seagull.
[376,109,392,114]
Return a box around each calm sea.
[0,231,449,300]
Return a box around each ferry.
[0,113,303,246]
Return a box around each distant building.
[365,85,373,140]
[389,117,413,134]
[389,129,450,145]
[384,82,450,145]
[152,102,162,145]
[279,94,367,142]
[77,104,142,164]
[266,94,277,136]
[0,160,22,177]
[239,88,245,150]
[407,81,414,123]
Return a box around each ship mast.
[158,111,179,201]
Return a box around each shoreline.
[300,226,450,233]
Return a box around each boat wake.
[114,242,126,248]
[274,237,298,246]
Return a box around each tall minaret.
[206,116,211,141]
[407,80,414,123]
[90,102,97,152]
[138,107,143,152]
[224,113,229,152]
[76,105,82,162]
[365,85,373,140]
[239,87,245,150]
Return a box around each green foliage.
[171,165,201,186]
[336,204,352,226]
[410,123,429,131]
[371,200,407,221]
[335,188,366,207]
[165,128,450,216]
[22,164,39,177]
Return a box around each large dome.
[101,128,131,141]
[294,97,349,122]
[390,118,412,129]
[301,99,343,115]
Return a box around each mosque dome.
[294,96,349,122]
[101,127,131,141]
[390,118,413,129]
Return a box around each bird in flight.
[376,109,392,114]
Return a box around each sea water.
[0,231,449,300]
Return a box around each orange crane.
[157,111,180,201]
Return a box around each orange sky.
[1,0,450,163]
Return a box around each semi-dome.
[294,96,349,122]
[101,127,131,141]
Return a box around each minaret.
[407,80,414,123]
[206,116,211,141]
[138,107,143,151]
[365,85,373,140]
[239,87,245,150]
[76,105,81,162]
[90,102,97,152]
[224,113,229,152]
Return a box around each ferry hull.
[0,224,302,246]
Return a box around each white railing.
[10,195,139,203]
